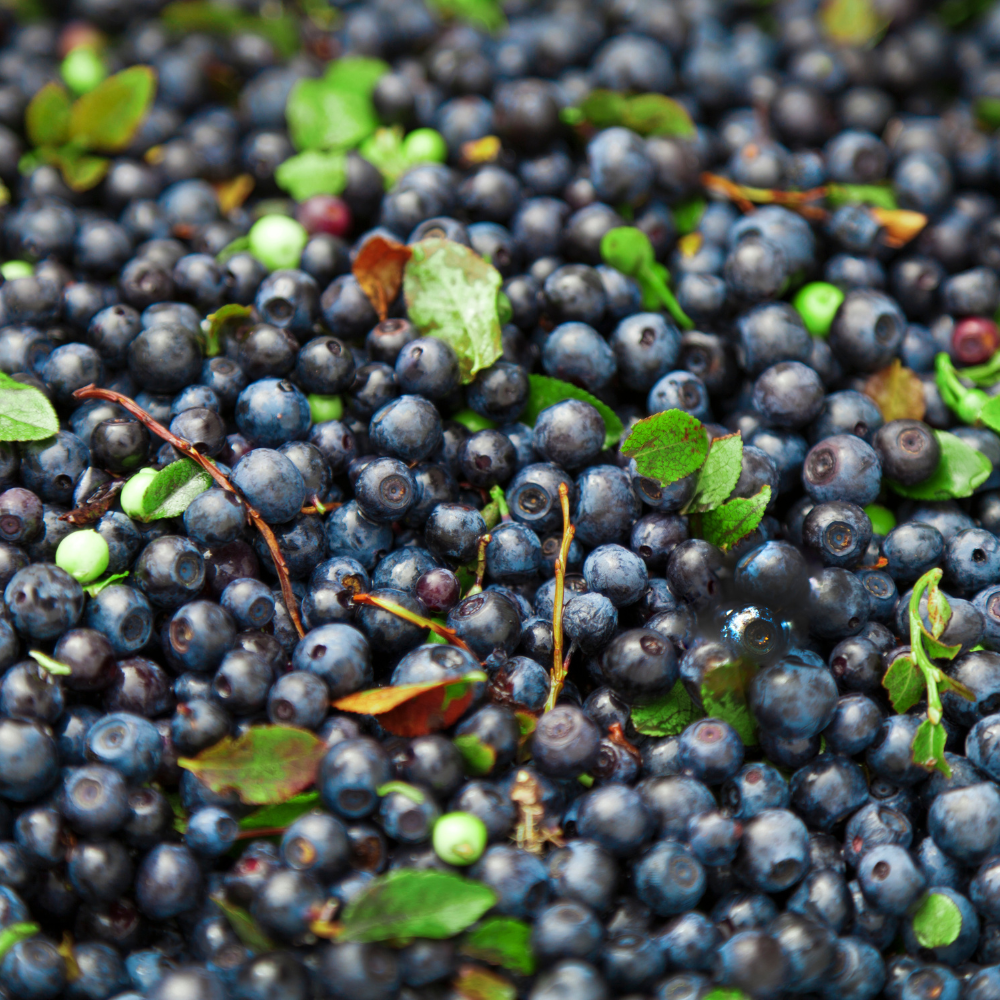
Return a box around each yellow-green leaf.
[0,371,59,441]
[140,458,214,521]
[68,66,156,153]
[213,895,275,953]
[882,654,924,714]
[686,432,743,513]
[620,409,709,487]
[693,487,771,551]
[275,150,348,201]
[887,431,992,501]
[25,82,71,148]
[460,918,535,975]
[820,0,887,45]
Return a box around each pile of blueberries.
[13,0,1000,998]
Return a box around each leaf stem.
[935,353,989,424]
[72,384,306,639]
[489,484,510,521]
[544,483,575,712]
[351,592,479,658]
[465,533,492,598]
[908,569,947,726]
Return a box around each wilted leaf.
[686,433,743,513]
[215,174,254,214]
[454,965,516,1000]
[925,574,952,640]
[521,375,624,450]
[887,431,991,500]
[882,654,925,714]
[820,0,887,45]
[178,726,326,805]
[620,409,709,487]
[68,66,156,152]
[353,234,413,322]
[692,487,771,552]
[0,371,59,441]
[454,734,497,776]
[213,895,275,952]
[912,718,950,775]
[140,458,214,520]
[339,869,497,942]
[461,135,501,165]
[25,82,71,148]
[871,207,928,248]
[56,151,110,192]
[460,919,535,974]
[404,237,503,383]
[201,303,253,357]
[275,150,347,201]
[864,359,926,421]
[630,681,702,737]
[60,479,125,526]
[911,892,963,948]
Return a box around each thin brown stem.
[73,384,306,639]
[351,592,479,659]
[544,483,575,712]
[465,532,492,598]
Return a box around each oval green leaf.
[339,869,497,942]
[0,372,59,441]
[275,150,348,201]
[620,408,708,486]
[68,66,156,152]
[521,375,624,450]
[692,486,772,553]
[285,77,379,152]
[630,680,702,737]
[25,81,71,148]
[140,458,214,520]
[460,917,535,975]
[886,430,992,500]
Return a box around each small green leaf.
[27,650,72,676]
[55,150,109,192]
[693,487,771,551]
[460,918,535,974]
[201,303,253,358]
[673,197,706,236]
[25,81,71,148]
[0,923,39,963]
[285,76,379,152]
[911,892,963,949]
[140,458,214,520]
[700,659,758,746]
[621,93,696,138]
[216,235,251,265]
[974,97,1000,131]
[424,0,506,32]
[178,726,326,805]
[339,869,497,942]
[0,371,59,441]
[922,631,962,661]
[826,183,898,210]
[322,56,389,95]
[912,718,950,775]
[978,394,1000,432]
[377,781,426,803]
[359,126,409,187]
[882,654,925,714]
[887,430,992,500]
[925,576,953,641]
[630,680,702,737]
[620,409,709,487]
[403,237,503,384]
[703,989,752,1000]
[454,734,497,776]
[213,895,275,953]
[82,571,129,597]
[68,65,156,152]
[161,2,299,55]
[686,432,743,512]
[820,0,887,44]
[521,375,624,450]
[577,773,594,787]
[238,791,320,833]
[454,966,517,1000]
[275,150,348,201]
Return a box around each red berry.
[296,195,352,238]
[952,316,1000,365]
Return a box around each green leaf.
[621,93,696,138]
[275,150,348,201]
[630,680,702,737]
[911,892,964,949]
[703,990,752,1000]
[213,895,275,953]
[0,371,58,441]
[216,235,251,265]
[620,409,709,487]
[886,430,992,500]
[922,632,962,661]
[82,571,129,597]
[974,97,1000,131]
[285,77,379,152]
[820,0,887,45]
[323,57,389,95]
[238,791,321,833]
[424,0,506,32]
[686,433,743,513]
[0,923,39,963]
[826,183,898,210]
[454,966,517,1000]
[140,458,214,520]
[201,303,253,358]
[521,375,624,450]
[403,237,503,384]
[882,654,925,714]
[160,2,299,56]
[693,487,771,551]
[68,66,156,152]
[27,650,71,676]
[460,918,535,974]
[178,726,326,805]
[573,90,629,129]
[25,81,71,148]
[673,197,706,236]
[912,718,950,775]
[55,150,110,192]
[377,781,426,803]
[978,394,1000,432]
[700,659,758,746]
[359,126,410,188]
[454,734,497,776]
[925,576,953,640]
[339,869,497,942]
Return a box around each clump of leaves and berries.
[19,66,156,191]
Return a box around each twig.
[544,483,575,712]
[465,532,492,598]
[73,384,306,639]
[351,592,479,658]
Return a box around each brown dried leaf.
[864,359,926,421]
[871,207,928,248]
[352,234,412,322]
[59,479,124,526]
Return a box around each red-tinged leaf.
[353,234,412,322]
[864,359,926,422]
[333,673,486,737]
[178,726,325,805]
[454,965,516,1000]
[925,575,952,640]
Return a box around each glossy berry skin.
[354,457,416,524]
[873,420,940,486]
[678,718,745,784]
[944,527,1000,593]
[134,536,205,609]
[85,712,163,783]
[802,434,882,506]
[231,449,306,526]
[635,840,705,916]
[533,400,606,471]
[236,378,312,448]
[4,564,84,640]
[749,652,839,739]
[531,706,600,778]
[802,501,872,568]
[736,808,810,894]
[599,627,677,697]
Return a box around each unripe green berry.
[61,46,107,95]
[793,281,845,338]
[120,467,157,519]
[248,215,309,271]
[308,394,343,423]
[432,811,487,866]
[402,128,448,165]
[55,529,109,583]
[864,503,897,537]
